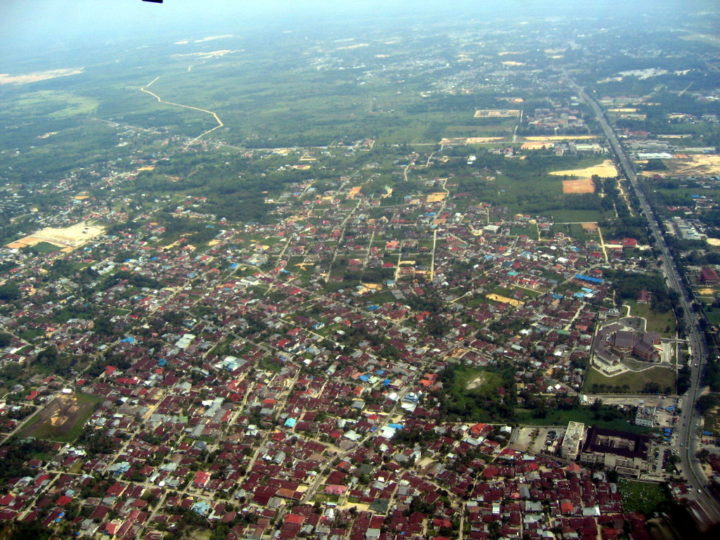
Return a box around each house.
[700,267,720,284]
[193,471,211,489]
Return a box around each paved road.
[571,81,720,527]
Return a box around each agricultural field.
[17,393,103,443]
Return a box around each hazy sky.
[0,0,716,67]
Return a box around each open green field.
[17,392,103,443]
[10,90,98,120]
[439,364,514,423]
[706,308,720,326]
[618,480,671,515]
[584,366,676,394]
[542,209,605,222]
[515,407,651,434]
[28,242,62,255]
[550,222,594,241]
[438,365,503,396]
[626,300,677,336]
[703,405,720,436]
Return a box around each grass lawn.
[440,364,513,422]
[627,300,676,336]
[619,480,670,515]
[447,366,503,394]
[510,285,542,297]
[18,392,103,443]
[550,223,592,241]
[508,225,537,238]
[584,366,676,394]
[703,405,720,436]
[702,305,720,326]
[29,242,62,254]
[515,407,652,434]
[365,290,396,305]
[542,209,605,223]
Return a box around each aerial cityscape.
[0,0,720,538]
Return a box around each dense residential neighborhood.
[1,1,720,538]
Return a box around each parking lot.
[510,426,566,455]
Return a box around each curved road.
[139,76,224,147]
[570,81,720,527]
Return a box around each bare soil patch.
[562,178,596,194]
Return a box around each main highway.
[569,79,720,527]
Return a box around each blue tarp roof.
[575,274,604,284]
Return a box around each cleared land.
[474,109,521,118]
[18,393,103,443]
[550,159,619,179]
[6,221,105,252]
[466,372,490,391]
[426,192,447,203]
[659,154,720,177]
[439,136,506,145]
[562,178,596,194]
[523,135,598,142]
[486,293,523,306]
[0,68,84,85]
